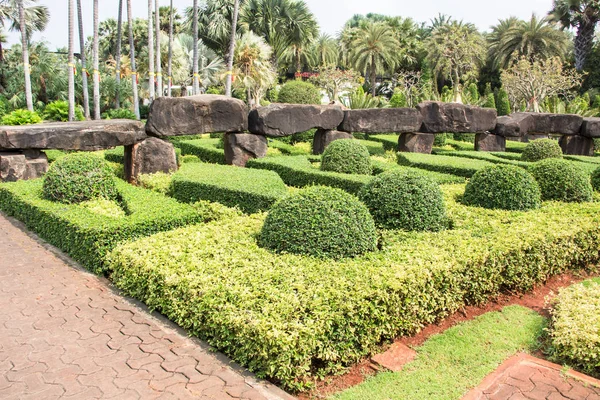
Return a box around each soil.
[298,269,599,400]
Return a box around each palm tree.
[115,0,123,108]
[76,0,89,119]
[192,0,199,94]
[167,0,173,96]
[127,0,140,119]
[307,34,338,68]
[225,0,240,97]
[155,0,162,97]
[92,0,100,119]
[0,0,49,51]
[349,22,399,96]
[550,0,600,71]
[148,0,155,100]
[233,32,276,108]
[67,0,74,119]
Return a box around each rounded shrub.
[42,153,118,204]
[1,109,42,125]
[521,139,563,162]
[359,169,447,231]
[463,165,541,211]
[591,166,600,192]
[321,139,372,175]
[277,80,321,105]
[259,186,377,259]
[529,159,593,203]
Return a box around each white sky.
[6,0,554,49]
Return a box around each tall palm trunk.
[148,0,155,101]
[19,0,33,112]
[192,0,199,95]
[155,0,162,97]
[225,0,240,97]
[167,0,173,97]
[127,0,140,119]
[574,20,596,71]
[76,0,90,119]
[115,0,123,108]
[370,56,376,97]
[67,0,75,120]
[92,0,100,119]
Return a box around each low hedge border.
[397,152,496,178]
[433,149,530,168]
[371,158,465,184]
[175,139,226,164]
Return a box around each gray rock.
[0,120,146,151]
[524,134,550,142]
[0,152,27,182]
[513,112,583,135]
[224,133,268,167]
[338,108,422,133]
[312,129,353,155]
[417,102,497,133]
[124,137,178,183]
[559,135,594,156]
[25,153,48,180]
[248,103,344,137]
[398,133,435,154]
[493,114,534,137]
[146,95,248,137]
[475,133,506,152]
[580,117,600,138]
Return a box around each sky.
[5,0,555,49]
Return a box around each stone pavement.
[0,213,295,400]
[463,353,600,400]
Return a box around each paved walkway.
[464,353,600,400]
[0,213,294,400]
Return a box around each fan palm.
[233,31,276,107]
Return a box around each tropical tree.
[225,0,240,97]
[115,0,123,108]
[309,65,360,101]
[93,0,100,119]
[148,0,155,100]
[126,0,140,119]
[167,0,173,96]
[307,33,338,68]
[76,0,89,118]
[233,31,276,107]
[192,0,199,94]
[0,0,49,61]
[159,5,181,34]
[67,0,74,119]
[155,0,162,97]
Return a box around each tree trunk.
[192,0,199,95]
[224,0,240,97]
[296,47,301,74]
[115,0,123,108]
[167,0,173,97]
[67,0,75,119]
[93,0,100,119]
[148,0,155,101]
[370,56,376,97]
[76,0,90,119]
[127,0,140,119]
[574,20,596,72]
[19,0,33,112]
[155,0,162,97]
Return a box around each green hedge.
[371,160,466,184]
[107,185,600,391]
[0,179,211,273]
[170,163,288,213]
[397,152,495,178]
[175,139,226,164]
[432,149,530,168]
[365,135,399,152]
[268,140,310,156]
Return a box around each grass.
[334,305,546,400]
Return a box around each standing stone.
[338,108,422,133]
[224,133,268,167]
[146,95,248,137]
[417,102,497,133]
[493,114,534,137]
[248,104,344,137]
[512,112,583,135]
[0,153,27,182]
[559,135,594,156]
[580,117,600,138]
[475,133,506,152]
[398,133,435,154]
[124,137,178,184]
[312,129,353,155]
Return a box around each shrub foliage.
[521,139,563,162]
[1,109,42,125]
[591,166,600,191]
[529,158,593,202]
[43,100,84,121]
[321,139,372,175]
[277,80,321,104]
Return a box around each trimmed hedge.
[170,163,288,213]
[365,135,399,152]
[0,179,211,273]
[277,80,321,104]
[463,165,541,211]
[370,159,466,184]
[433,149,530,168]
[321,139,372,175]
[175,139,226,164]
[268,140,310,156]
[592,166,600,191]
[259,186,377,259]
[521,139,563,162]
[355,139,386,156]
[107,185,600,391]
[529,159,593,203]
[397,152,495,178]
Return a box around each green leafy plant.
[101,108,137,120]
[592,166,600,191]
[321,139,372,175]
[521,139,563,162]
[529,158,593,202]
[43,100,84,121]
[277,80,321,104]
[1,109,42,125]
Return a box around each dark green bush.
[359,169,447,231]
[42,153,118,204]
[434,133,447,147]
[452,133,476,143]
[397,152,494,178]
[529,159,593,202]
[102,108,137,120]
[521,139,563,162]
[43,100,84,121]
[175,139,225,164]
[1,109,42,125]
[277,80,321,105]
[321,139,372,175]
[259,186,376,259]
[463,165,541,211]
[592,166,600,191]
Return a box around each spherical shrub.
[591,166,600,192]
[463,165,541,211]
[259,186,377,259]
[529,158,593,203]
[321,139,372,175]
[359,169,447,231]
[277,80,321,105]
[43,153,118,204]
[521,139,563,162]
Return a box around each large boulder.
[493,114,534,137]
[124,137,178,183]
[559,135,594,156]
[146,95,248,137]
[0,151,48,182]
[0,120,146,151]
[224,133,268,167]
[580,117,600,138]
[417,102,497,133]
[338,108,422,133]
[248,103,344,137]
[312,129,353,155]
[398,133,435,154]
[513,112,583,135]
[475,133,506,152]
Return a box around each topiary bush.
[521,139,563,162]
[321,139,372,175]
[277,80,321,105]
[259,186,377,259]
[463,165,541,211]
[43,100,84,121]
[1,109,42,125]
[42,153,118,204]
[591,166,600,192]
[359,169,447,231]
[102,108,137,120]
[529,158,593,203]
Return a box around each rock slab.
[493,114,534,137]
[398,133,435,154]
[0,120,146,151]
[417,102,497,133]
[0,151,48,182]
[513,112,583,135]
[312,129,353,155]
[338,108,422,134]
[124,137,178,183]
[475,133,506,152]
[580,117,600,138]
[559,135,594,156]
[146,95,248,137]
[248,104,344,137]
[224,133,268,167]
